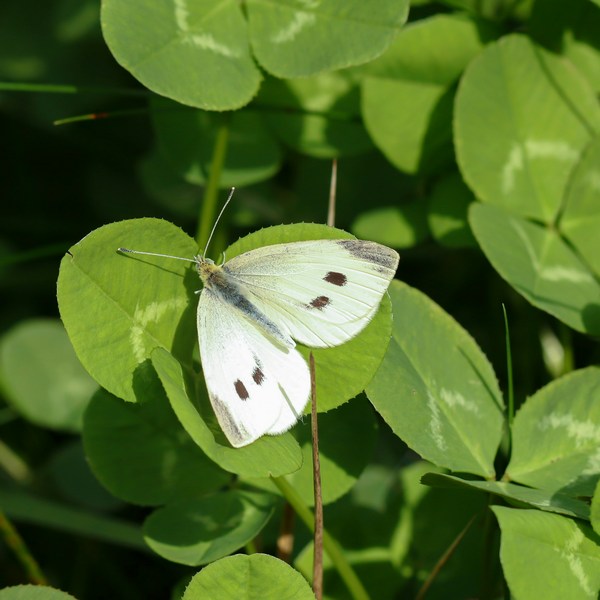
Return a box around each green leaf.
[362,14,497,174]
[455,34,600,222]
[101,0,261,110]
[560,137,600,278]
[57,218,198,404]
[427,173,477,248]
[0,586,78,600]
[45,441,122,512]
[506,367,600,497]
[143,490,276,566]
[0,319,96,432]
[152,347,304,477]
[151,99,282,186]
[83,388,230,506]
[246,0,409,78]
[362,77,453,174]
[423,472,590,520]
[257,73,373,158]
[351,203,429,248]
[367,280,504,478]
[493,507,600,600]
[469,203,600,335]
[182,554,315,599]
[360,13,498,81]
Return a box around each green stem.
[502,304,514,455]
[196,115,231,249]
[0,508,47,584]
[272,476,371,600]
[0,81,148,96]
[54,108,149,126]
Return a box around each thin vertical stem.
[0,509,47,584]
[310,353,323,599]
[502,304,514,455]
[196,115,231,249]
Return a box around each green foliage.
[0,319,96,431]
[143,491,277,566]
[0,587,77,600]
[2,0,600,598]
[493,507,600,600]
[506,367,600,497]
[367,281,504,478]
[182,554,316,599]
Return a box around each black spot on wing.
[324,271,347,286]
[252,366,265,385]
[234,380,249,400]
[308,295,330,310]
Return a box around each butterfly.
[119,199,399,448]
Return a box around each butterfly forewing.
[221,239,399,348]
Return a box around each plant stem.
[415,514,477,600]
[502,304,514,454]
[54,108,149,126]
[0,81,148,96]
[309,354,323,599]
[0,508,47,584]
[272,476,370,600]
[196,115,231,249]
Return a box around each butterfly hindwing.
[197,287,311,447]
[221,239,399,348]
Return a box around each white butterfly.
[119,206,399,448]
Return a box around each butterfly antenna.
[117,248,196,263]
[203,187,236,258]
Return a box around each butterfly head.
[196,255,223,288]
